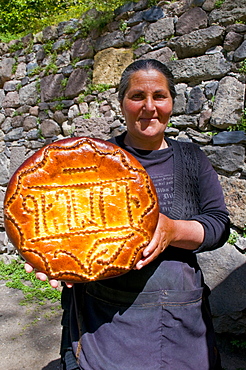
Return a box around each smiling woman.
[120,69,173,150]
[26,59,230,370]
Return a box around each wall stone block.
[175,25,224,59]
[144,17,175,44]
[167,53,231,83]
[175,7,208,36]
[210,76,245,129]
[64,68,89,98]
[93,48,133,85]
[202,145,245,175]
[40,74,64,102]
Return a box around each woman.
[27,59,230,369]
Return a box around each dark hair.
[118,59,176,103]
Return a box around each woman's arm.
[135,213,204,269]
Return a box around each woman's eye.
[154,94,165,100]
[131,94,143,100]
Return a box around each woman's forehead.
[127,69,169,89]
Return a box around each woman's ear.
[120,102,124,116]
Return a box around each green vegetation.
[228,230,239,245]
[78,83,112,102]
[239,59,246,75]
[0,258,61,305]
[214,0,225,8]
[228,108,246,132]
[0,0,132,43]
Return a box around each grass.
[0,258,61,306]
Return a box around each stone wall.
[0,0,245,334]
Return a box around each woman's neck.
[124,133,168,151]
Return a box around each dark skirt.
[66,252,221,370]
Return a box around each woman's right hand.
[24,262,74,288]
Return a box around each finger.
[36,272,48,281]
[142,234,159,257]
[49,279,59,289]
[65,282,74,288]
[24,263,34,273]
[135,247,160,270]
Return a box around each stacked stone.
[0,0,245,334]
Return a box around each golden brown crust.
[4,137,159,282]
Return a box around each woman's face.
[121,69,173,147]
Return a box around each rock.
[213,131,246,145]
[40,74,64,102]
[175,7,208,36]
[53,111,67,125]
[209,4,246,26]
[0,153,9,186]
[198,109,212,130]
[204,80,219,99]
[125,23,145,45]
[64,68,89,99]
[172,83,187,115]
[197,243,246,334]
[210,76,245,129]
[71,38,94,60]
[4,127,24,142]
[2,92,20,108]
[9,145,26,176]
[23,115,38,131]
[233,40,246,62]
[144,17,175,44]
[92,48,133,86]
[42,25,58,41]
[186,86,206,114]
[170,114,199,128]
[74,117,111,140]
[40,119,61,138]
[202,145,245,175]
[223,31,243,52]
[68,104,80,119]
[127,6,164,25]
[186,127,212,144]
[94,31,125,52]
[175,26,224,59]
[19,81,39,106]
[166,53,231,83]
[218,176,246,230]
[139,47,173,63]
[0,58,15,88]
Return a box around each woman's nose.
[143,97,155,111]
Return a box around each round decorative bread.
[4,137,159,282]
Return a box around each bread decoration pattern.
[4,137,159,282]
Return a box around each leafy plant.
[239,59,246,74]
[231,338,246,350]
[228,108,246,132]
[214,0,225,8]
[78,83,112,102]
[0,258,61,305]
[9,41,24,53]
[119,20,128,32]
[43,40,55,55]
[132,36,146,50]
[228,230,239,245]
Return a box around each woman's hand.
[135,213,175,269]
[24,262,74,288]
[135,213,204,270]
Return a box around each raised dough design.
[4,137,158,282]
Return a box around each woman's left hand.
[135,213,205,270]
[135,213,175,269]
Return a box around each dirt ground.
[1,280,246,370]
